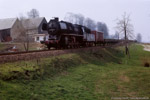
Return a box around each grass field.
[0,44,150,100]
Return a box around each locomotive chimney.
[54,17,59,21]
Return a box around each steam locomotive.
[41,18,115,49]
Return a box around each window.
[36,37,39,41]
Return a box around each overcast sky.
[0,0,150,42]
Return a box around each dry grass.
[0,42,45,52]
[119,74,130,82]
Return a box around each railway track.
[0,46,98,56]
[0,46,104,64]
[0,50,50,56]
[0,39,127,57]
[0,41,128,64]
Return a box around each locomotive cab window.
[60,22,67,29]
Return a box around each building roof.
[21,17,46,30]
[0,18,18,30]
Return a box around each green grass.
[0,44,150,100]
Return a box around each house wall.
[10,19,24,41]
[26,29,39,42]
[33,33,49,43]
[26,29,38,35]
[26,18,48,42]
[25,18,47,35]
[34,36,45,42]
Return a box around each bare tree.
[114,31,120,40]
[136,33,142,43]
[64,12,85,25]
[116,12,134,57]
[27,9,40,18]
[65,12,110,33]
[17,30,30,51]
[97,22,109,38]
[17,16,33,51]
[75,14,85,25]
[64,12,74,23]
[18,13,27,20]
[111,31,120,39]
[84,18,96,30]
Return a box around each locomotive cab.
[73,24,83,35]
[82,26,95,42]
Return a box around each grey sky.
[0,0,150,42]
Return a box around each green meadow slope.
[0,44,150,100]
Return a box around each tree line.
[64,12,109,38]
[19,9,142,42]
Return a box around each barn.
[0,18,23,42]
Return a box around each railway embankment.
[0,46,104,63]
[0,44,150,100]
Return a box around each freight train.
[41,18,119,49]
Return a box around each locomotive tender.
[42,18,104,49]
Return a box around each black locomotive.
[42,18,95,49]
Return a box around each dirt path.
[142,44,150,52]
